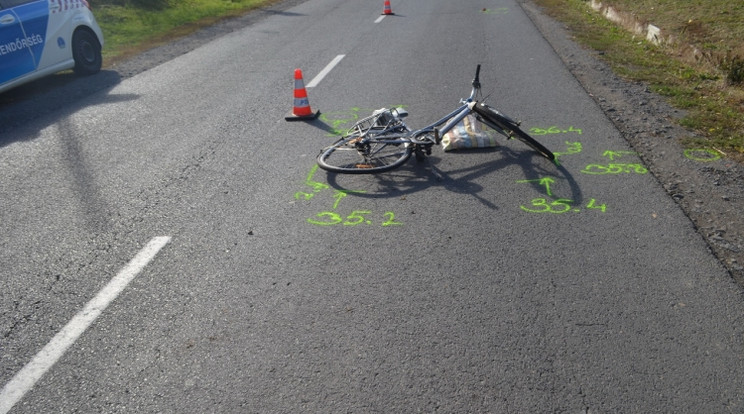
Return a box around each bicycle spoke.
[317,137,412,174]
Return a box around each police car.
[0,0,104,94]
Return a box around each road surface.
[1,0,743,412]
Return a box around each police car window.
[0,0,37,9]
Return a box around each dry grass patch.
[534,0,744,158]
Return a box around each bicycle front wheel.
[317,135,413,174]
[473,103,555,161]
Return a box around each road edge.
[518,0,744,289]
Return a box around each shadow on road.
[0,70,131,147]
[320,147,583,211]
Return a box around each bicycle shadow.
[303,116,341,136]
[322,146,583,210]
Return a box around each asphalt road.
[1,0,743,412]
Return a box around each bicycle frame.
[360,65,498,146]
[412,102,471,141]
[354,95,475,149]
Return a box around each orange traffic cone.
[382,0,394,15]
[285,68,319,121]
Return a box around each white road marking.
[0,236,172,414]
[374,15,385,23]
[306,54,345,88]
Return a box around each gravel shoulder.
[520,0,744,288]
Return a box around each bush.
[726,55,744,85]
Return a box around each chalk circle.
[684,148,721,162]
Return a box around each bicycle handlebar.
[465,64,482,102]
[473,64,481,89]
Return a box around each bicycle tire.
[317,135,413,174]
[473,103,555,161]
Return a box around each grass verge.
[94,0,281,65]
[532,0,744,160]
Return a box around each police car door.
[0,0,48,85]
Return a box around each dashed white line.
[0,236,172,414]
[306,54,345,88]
[374,15,385,23]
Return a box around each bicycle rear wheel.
[317,135,413,174]
[473,103,555,161]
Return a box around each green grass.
[533,0,744,159]
[94,0,280,63]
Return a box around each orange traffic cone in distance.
[382,0,394,15]
[285,68,319,121]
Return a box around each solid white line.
[306,54,345,88]
[374,15,385,23]
[0,236,171,414]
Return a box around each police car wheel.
[72,29,102,76]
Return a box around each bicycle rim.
[317,136,413,174]
[509,126,556,161]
